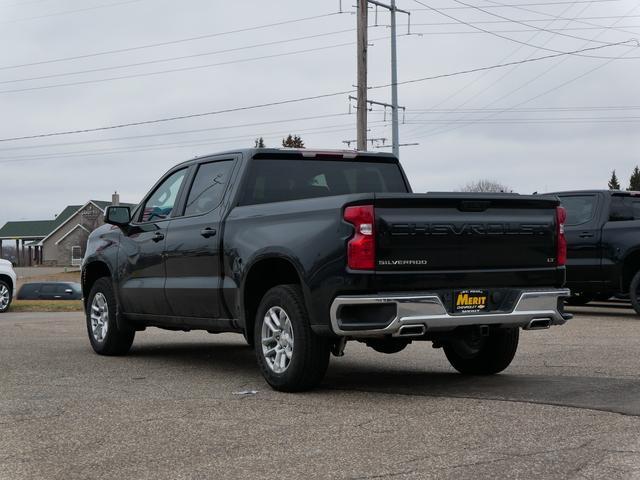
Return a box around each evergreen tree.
[282,134,305,148]
[254,137,265,148]
[629,166,640,191]
[608,170,620,190]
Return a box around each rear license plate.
[454,289,489,314]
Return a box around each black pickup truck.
[82,148,570,391]
[553,190,640,312]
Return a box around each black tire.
[444,327,519,375]
[565,293,594,306]
[0,280,12,313]
[86,277,135,355]
[629,270,640,315]
[254,285,330,392]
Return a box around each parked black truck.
[553,190,640,312]
[82,148,571,391]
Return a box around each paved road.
[1,305,639,479]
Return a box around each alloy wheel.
[261,306,294,374]
[90,292,109,342]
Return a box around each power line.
[0,121,392,164]
[372,40,638,89]
[442,0,629,44]
[0,12,345,71]
[407,15,640,27]
[0,0,144,25]
[0,112,358,152]
[410,0,640,59]
[477,0,639,36]
[402,0,583,139]
[0,38,366,95]
[407,0,621,11]
[0,40,628,143]
[0,91,354,142]
[408,2,640,139]
[0,28,359,86]
[407,105,640,113]
[409,26,640,35]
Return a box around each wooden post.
[357,0,368,151]
[15,239,19,267]
[28,246,32,266]
[0,239,3,260]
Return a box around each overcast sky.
[1,0,639,226]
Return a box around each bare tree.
[459,179,513,193]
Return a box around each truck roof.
[175,148,398,167]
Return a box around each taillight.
[344,205,375,270]
[556,206,567,266]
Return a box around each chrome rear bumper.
[329,289,571,338]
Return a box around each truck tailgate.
[375,193,560,271]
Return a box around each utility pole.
[355,1,409,155]
[357,0,368,151]
[390,0,400,158]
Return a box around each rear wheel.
[86,278,135,355]
[254,285,330,392]
[444,327,519,375]
[629,271,640,315]
[0,280,12,313]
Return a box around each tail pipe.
[525,318,552,330]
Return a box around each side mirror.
[105,205,131,227]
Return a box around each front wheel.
[444,327,519,375]
[86,277,135,355]
[254,285,330,392]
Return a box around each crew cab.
[553,190,640,311]
[82,148,570,391]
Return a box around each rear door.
[164,157,237,320]
[558,193,603,288]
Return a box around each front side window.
[140,169,186,222]
[559,195,596,226]
[184,160,233,216]
[240,159,408,205]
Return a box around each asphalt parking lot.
[1,303,639,480]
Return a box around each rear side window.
[559,195,596,225]
[184,160,233,216]
[240,159,408,205]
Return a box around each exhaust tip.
[397,325,427,337]
[525,318,551,330]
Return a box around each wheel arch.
[82,261,113,308]
[240,255,306,344]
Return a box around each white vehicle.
[0,259,16,313]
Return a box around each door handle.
[579,232,594,238]
[152,232,165,242]
[200,227,217,238]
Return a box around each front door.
[118,168,188,316]
[164,158,236,320]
